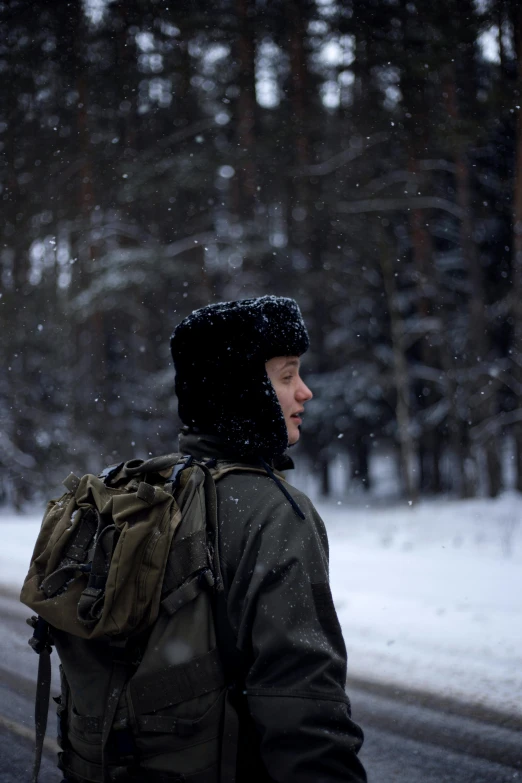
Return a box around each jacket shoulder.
[216,468,318,521]
[215,469,329,565]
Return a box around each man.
[170,295,367,783]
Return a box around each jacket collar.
[178,429,294,472]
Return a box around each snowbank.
[319,492,522,718]
[3,492,521,717]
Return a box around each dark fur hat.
[170,296,309,459]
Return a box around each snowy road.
[1,587,520,782]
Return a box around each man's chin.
[287,428,301,447]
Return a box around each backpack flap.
[20,473,182,640]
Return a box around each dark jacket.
[179,431,367,783]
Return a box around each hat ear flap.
[218,370,287,457]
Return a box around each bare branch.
[138,118,219,163]
[0,432,36,469]
[292,133,389,177]
[55,119,219,185]
[419,159,457,174]
[360,159,457,196]
[471,408,522,443]
[70,233,237,314]
[361,170,418,196]
[337,196,464,219]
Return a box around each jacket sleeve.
[217,474,367,783]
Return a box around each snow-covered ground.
[2,492,521,718]
[320,492,522,719]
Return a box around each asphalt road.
[1,587,521,782]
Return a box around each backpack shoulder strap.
[199,462,224,592]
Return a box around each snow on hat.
[170,295,309,459]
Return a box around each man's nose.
[296,378,313,402]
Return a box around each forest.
[2,0,522,507]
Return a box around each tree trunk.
[511,2,522,491]
[285,0,312,256]
[443,63,502,497]
[379,237,418,501]
[406,157,444,493]
[235,0,258,215]
[320,457,330,497]
[351,436,371,491]
[4,42,32,509]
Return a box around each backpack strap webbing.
[70,687,224,736]
[59,748,219,783]
[40,508,98,598]
[161,570,213,616]
[27,616,53,783]
[220,687,238,783]
[200,462,224,592]
[101,643,132,782]
[77,515,118,626]
[161,528,209,598]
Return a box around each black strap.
[137,714,191,734]
[202,462,242,783]
[129,765,219,783]
[137,689,224,737]
[40,562,84,597]
[78,515,117,625]
[162,528,209,596]
[161,571,211,616]
[199,463,224,592]
[27,617,53,783]
[66,507,98,562]
[40,509,98,598]
[220,687,239,783]
[32,645,52,783]
[57,664,70,747]
[259,457,305,519]
[59,749,106,783]
[68,688,223,737]
[60,748,219,783]
[101,654,131,782]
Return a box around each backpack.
[20,453,264,783]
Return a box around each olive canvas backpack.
[20,453,261,783]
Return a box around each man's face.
[265,356,313,445]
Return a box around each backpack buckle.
[27,615,53,655]
[171,455,194,491]
[200,568,215,590]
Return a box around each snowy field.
[321,492,522,719]
[2,492,521,719]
